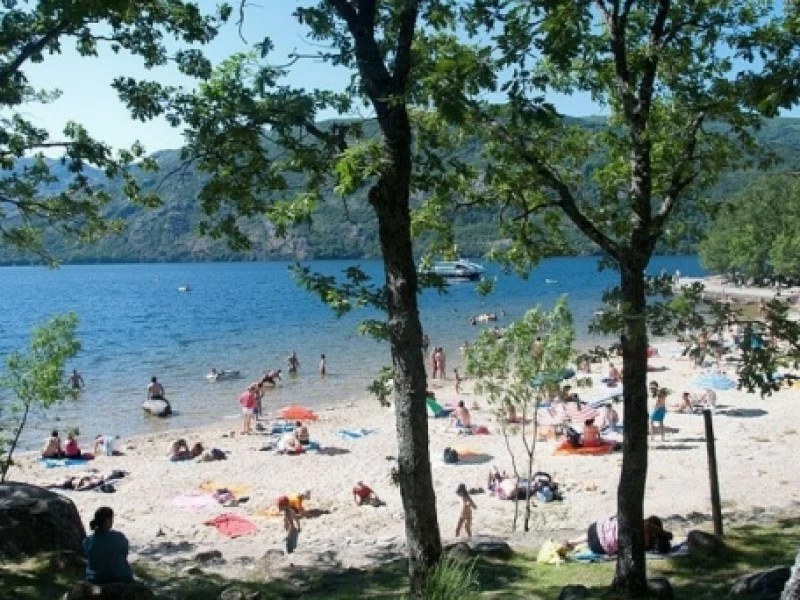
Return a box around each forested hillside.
[2,117,800,265]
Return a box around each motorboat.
[177,285,192,292]
[206,369,242,382]
[142,398,172,417]
[421,259,484,282]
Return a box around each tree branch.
[0,20,71,84]
[637,0,671,117]
[392,0,419,91]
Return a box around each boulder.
[687,530,725,557]
[469,539,513,560]
[648,577,674,600]
[782,548,800,600]
[65,581,154,599]
[193,549,224,564]
[220,587,261,600]
[444,542,471,561]
[558,584,589,599]
[731,567,791,599]
[0,482,85,558]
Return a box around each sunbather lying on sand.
[48,470,127,491]
[169,439,204,461]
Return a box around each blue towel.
[570,550,610,563]
[40,457,91,468]
[336,428,379,440]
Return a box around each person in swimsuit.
[582,418,602,447]
[147,376,166,401]
[353,482,383,506]
[319,354,327,378]
[650,389,667,440]
[41,430,65,458]
[455,483,477,538]
[69,369,85,390]
[294,421,310,445]
[449,401,472,429]
[287,352,300,374]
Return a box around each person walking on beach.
[431,347,439,379]
[438,348,447,380]
[319,354,327,378]
[455,483,477,538]
[287,352,300,375]
[69,369,85,390]
[278,496,301,554]
[147,376,166,401]
[650,389,667,441]
[453,368,463,394]
[422,334,430,355]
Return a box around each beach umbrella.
[531,368,576,387]
[691,372,737,390]
[277,405,319,421]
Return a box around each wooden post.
[703,409,724,538]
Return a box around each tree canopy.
[0,0,228,264]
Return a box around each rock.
[731,567,791,599]
[181,566,205,576]
[558,584,588,599]
[444,542,471,561]
[782,548,800,600]
[220,587,253,600]
[469,540,513,560]
[648,577,674,599]
[687,530,725,557]
[261,549,285,561]
[193,549,224,564]
[0,482,85,558]
[65,581,154,599]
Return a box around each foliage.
[367,366,395,408]
[700,174,800,280]
[0,0,228,265]
[433,0,800,594]
[465,297,574,531]
[0,313,81,481]
[419,555,479,600]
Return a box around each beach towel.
[571,541,688,563]
[172,493,217,511]
[335,428,379,440]
[553,440,618,456]
[252,506,283,519]
[426,398,453,418]
[40,457,94,468]
[270,421,296,435]
[199,482,251,498]
[203,513,258,538]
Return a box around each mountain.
[2,117,800,265]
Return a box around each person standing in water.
[69,369,85,390]
[319,354,327,378]
[287,351,300,374]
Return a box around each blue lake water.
[0,256,705,447]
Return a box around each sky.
[21,1,796,156]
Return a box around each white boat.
[142,398,172,417]
[545,278,557,284]
[421,259,484,282]
[177,285,192,292]
[206,369,242,382]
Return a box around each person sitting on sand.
[607,363,621,383]
[650,389,667,441]
[697,387,717,410]
[578,356,592,374]
[278,431,304,453]
[64,432,83,459]
[574,515,673,556]
[169,439,204,461]
[455,483,477,538]
[353,482,383,506]
[582,418,602,447]
[669,391,694,413]
[94,434,117,457]
[294,421,310,446]
[41,430,65,459]
[83,506,134,584]
[604,404,620,429]
[449,401,472,429]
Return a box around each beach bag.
[443,447,459,464]
[566,427,582,448]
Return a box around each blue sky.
[22,1,794,156]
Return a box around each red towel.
[203,513,258,538]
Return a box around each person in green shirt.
[83,507,133,584]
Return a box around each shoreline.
[7,341,800,579]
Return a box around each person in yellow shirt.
[287,490,311,517]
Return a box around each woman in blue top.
[82,507,134,584]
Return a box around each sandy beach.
[7,342,800,578]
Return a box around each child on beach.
[650,389,667,440]
[453,368,463,394]
[278,496,301,554]
[456,483,477,538]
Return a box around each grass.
[2,518,799,599]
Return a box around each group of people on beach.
[41,430,117,460]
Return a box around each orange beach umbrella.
[277,405,319,421]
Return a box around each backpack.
[443,447,459,464]
[566,427,582,448]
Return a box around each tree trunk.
[1,402,30,482]
[613,258,649,596]
[783,547,800,600]
[369,105,442,599]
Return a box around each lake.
[0,256,705,447]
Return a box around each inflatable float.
[142,398,172,417]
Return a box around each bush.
[420,555,479,600]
